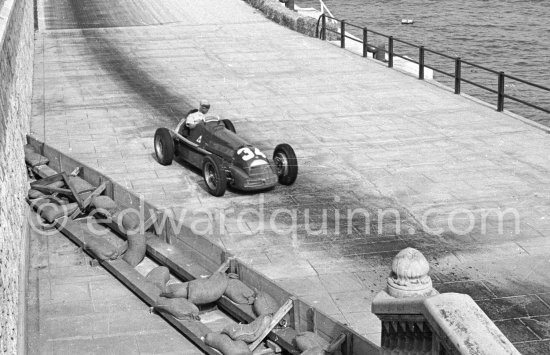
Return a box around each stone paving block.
[253,259,317,280]
[107,310,168,335]
[89,278,135,300]
[318,273,365,294]
[136,330,204,355]
[232,250,271,265]
[274,276,326,297]
[42,313,109,340]
[92,294,146,313]
[40,299,96,319]
[514,340,550,355]
[51,334,139,355]
[477,295,550,320]
[49,281,91,303]
[453,243,529,263]
[433,280,496,301]
[331,290,378,314]
[300,293,342,316]
[494,319,539,343]
[520,315,550,340]
[344,311,382,336]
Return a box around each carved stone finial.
[387,248,435,298]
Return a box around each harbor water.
[299,0,550,126]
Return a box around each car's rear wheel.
[154,128,174,165]
[221,119,236,133]
[273,143,298,185]
[202,156,227,197]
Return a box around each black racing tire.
[154,128,174,166]
[273,143,298,185]
[221,119,236,133]
[202,156,227,197]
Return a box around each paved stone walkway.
[31,0,550,352]
[26,213,202,354]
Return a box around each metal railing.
[317,14,550,116]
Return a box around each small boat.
[401,19,414,24]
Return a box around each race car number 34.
[237,147,266,161]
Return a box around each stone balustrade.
[372,248,520,355]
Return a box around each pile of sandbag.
[145,267,289,355]
[295,332,330,354]
[146,266,200,322]
[24,144,147,266]
[90,196,147,266]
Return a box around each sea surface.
[298,0,550,126]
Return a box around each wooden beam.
[30,172,65,186]
[63,173,84,208]
[327,333,347,353]
[249,299,294,352]
[81,182,106,210]
[31,185,71,195]
[214,257,233,274]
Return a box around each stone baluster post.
[386,247,436,298]
[373,248,438,355]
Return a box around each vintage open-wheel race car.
[153,114,298,197]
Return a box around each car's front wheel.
[273,143,298,185]
[202,156,227,197]
[154,128,174,165]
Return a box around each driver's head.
[199,99,210,114]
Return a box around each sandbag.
[153,297,200,320]
[187,272,228,305]
[161,282,189,298]
[39,202,79,223]
[122,231,147,267]
[224,274,255,305]
[295,332,329,352]
[222,314,271,343]
[24,145,49,167]
[28,189,46,199]
[204,333,252,355]
[91,196,118,212]
[83,234,121,261]
[32,165,59,179]
[301,347,325,355]
[146,266,170,293]
[253,292,279,316]
[121,211,140,232]
[68,176,94,193]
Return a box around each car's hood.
[204,124,249,161]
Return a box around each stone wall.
[0,0,34,353]
[242,0,338,39]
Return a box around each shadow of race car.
[154,114,298,197]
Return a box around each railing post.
[497,71,505,112]
[419,46,425,80]
[362,27,368,57]
[454,57,461,94]
[388,36,393,68]
[321,14,326,40]
[284,0,295,10]
[340,20,346,48]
